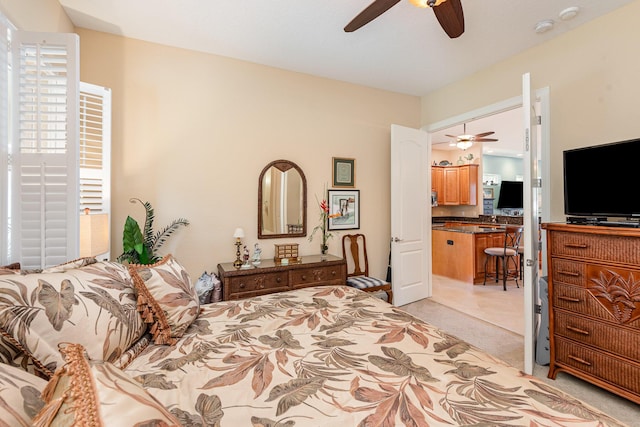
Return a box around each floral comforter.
[124,285,625,426]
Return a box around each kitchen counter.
[433,224,505,234]
[432,225,506,284]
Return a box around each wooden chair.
[482,225,523,291]
[341,234,393,304]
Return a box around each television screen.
[497,181,523,209]
[564,138,640,218]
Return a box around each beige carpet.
[401,297,640,426]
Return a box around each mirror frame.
[258,159,307,239]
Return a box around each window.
[0,12,111,269]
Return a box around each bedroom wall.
[75,29,420,278]
[420,0,640,222]
[0,0,73,32]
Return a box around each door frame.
[423,91,550,375]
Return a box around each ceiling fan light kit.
[409,0,447,8]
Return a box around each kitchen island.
[432,224,506,284]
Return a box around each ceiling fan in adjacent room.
[344,0,465,38]
[434,123,498,150]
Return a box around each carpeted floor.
[401,297,640,427]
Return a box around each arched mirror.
[258,160,307,239]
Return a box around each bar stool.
[483,225,524,291]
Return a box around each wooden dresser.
[217,254,346,301]
[542,223,640,404]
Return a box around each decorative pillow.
[0,261,146,378]
[128,254,199,345]
[32,343,180,427]
[0,362,47,425]
[42,257,97,273]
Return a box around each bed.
[122,285,625,426]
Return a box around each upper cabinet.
[432,164,478,206]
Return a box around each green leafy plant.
[117,198,189,265]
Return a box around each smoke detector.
[534,20,554,34]
[559,6,580,21]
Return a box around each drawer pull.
[239,283,246,289]
[558,270,580,277]
[564,243,588,249]
[331,270,336,276]
[558,296,580,303]
[276,278,282,283]
[568,355,592,366]
[567,325,590,336]
[301,275,307,280]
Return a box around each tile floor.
[431,274,525,335]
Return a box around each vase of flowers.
[309,189,335,261]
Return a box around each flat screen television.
[497,181,523,209]
[564,138,640,218]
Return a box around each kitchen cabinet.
[431,167,444,205]
[431,165,478,206]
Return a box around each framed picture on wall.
[328,190,360,230]
[332,157,355,188]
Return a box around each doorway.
[425,93,548,337]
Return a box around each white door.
[522,73,540,375]
[390,125,431,306]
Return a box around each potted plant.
[117,198,189,265]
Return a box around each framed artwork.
[332,157,355,188]
[483,188,494,199]
[328,190,360,230]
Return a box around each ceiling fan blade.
[344,0,402,32]
[432,0,464,39]
[444,134,458,139]
[474,131,495,138]
[475,138,498,142]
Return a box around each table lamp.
[233,228,245,268]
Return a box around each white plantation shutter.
[79,82,111,260]
[79,82,111,215]
[0,17,11,265]
[10,31,79,269]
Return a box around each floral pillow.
[0,362,46,426]
[32,343,180,426]
[128,254,200,345]
[0,261,146,378]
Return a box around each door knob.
[392,237,402,242]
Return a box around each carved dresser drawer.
[218,255,347,301]
[226,272,288,297]
[290,264,345,289]
[543,223,640,405]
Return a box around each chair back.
[505,225,524,252]
[342,234,370,278]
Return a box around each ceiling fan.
[344,0,464,39]
[435,123,498,150]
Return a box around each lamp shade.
[79,213,110,257]
[233,228,245,239]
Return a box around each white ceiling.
[58,0,633,157]
[59,0,634,97]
